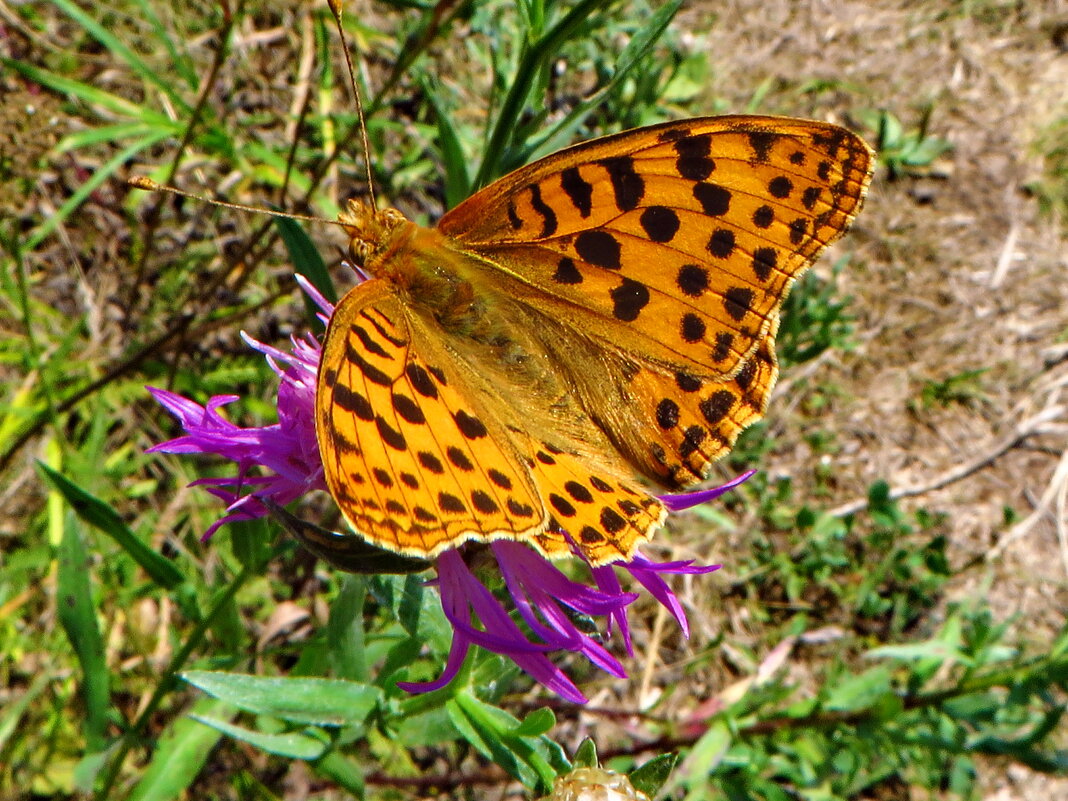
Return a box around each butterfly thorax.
[339,199,504,343]
[337,200,617,459]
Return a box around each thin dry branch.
[828,405,1066,519]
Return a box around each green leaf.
[867,640,969,666]
[274,217,337,332]
[572,738,598,769]
[514,707,556,737]
[228,516,273,574]
[313,751,366,797]
[56,510,110,752]
[679,720,731,799]
[824,666,894,713]
[447,696,532,788]
[629,752,679,799]
[181,671,380,727]
[37,461,184,589]
[127,698,230,801]
[327,574,368,681]
[447,692,561,791]
[190,715,329,760]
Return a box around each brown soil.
[657,3,1068,798]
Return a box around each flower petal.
[659,470,755,511]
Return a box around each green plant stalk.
[94,565,256,800]
[599,649,1068,760]
[475,0,612,189]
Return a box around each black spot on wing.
[752,247,777,281]
[610,277,651,321]
[707,228,735,258]
[601,156,644,211]
[351,323,389,358]
[527,183,557,238]
[639,206,679,242]
[748,130,777,162]
[723,287,753,321]
[406,364,438,398]
[344,340,390,386]
[560,166,593,217]
[334,384,374,421]
[674,133,715,180]
[694,183,731,216]
[575,231,622,269]
[553,257,583,285]
[677,264,709,297]
[375,416,407,451]
[454,410,488,439]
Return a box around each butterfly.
[314,116,874,566]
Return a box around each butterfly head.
[337,199,409,267]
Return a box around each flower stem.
[94,566,255,800]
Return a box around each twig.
[988,446,1068,562]
[828,406,1065,518]
[990,221,1020,288]
[596,652,1068,761]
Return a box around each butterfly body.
[318,116,874,565]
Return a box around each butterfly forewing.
[441,116,873,382]
[316,282,550,559]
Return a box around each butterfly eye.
[349,239,373,266]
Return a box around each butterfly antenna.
[328,0,377,212]
[127,176,347,228]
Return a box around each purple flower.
[149,275,753,702]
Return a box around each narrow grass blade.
[475,0,618,187]
[26,132,173,252]
[51,0,192,113]
[1,58,173,126]
[127,698,230,801]
[60,121,176,152]
[56,510,110,752]
[274,217,337,330]
[37,461,184,589]
[0,673,51,756]
[532,0,684,158]
[422,78,471,207]
[132,0,199,90]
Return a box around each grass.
[2,1,1067,799]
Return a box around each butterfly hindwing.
[509,430,668,564]
[441,116,873,382]
[317,281,669,565]
[621,327,780,488]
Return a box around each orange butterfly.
[315,116,873,566]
